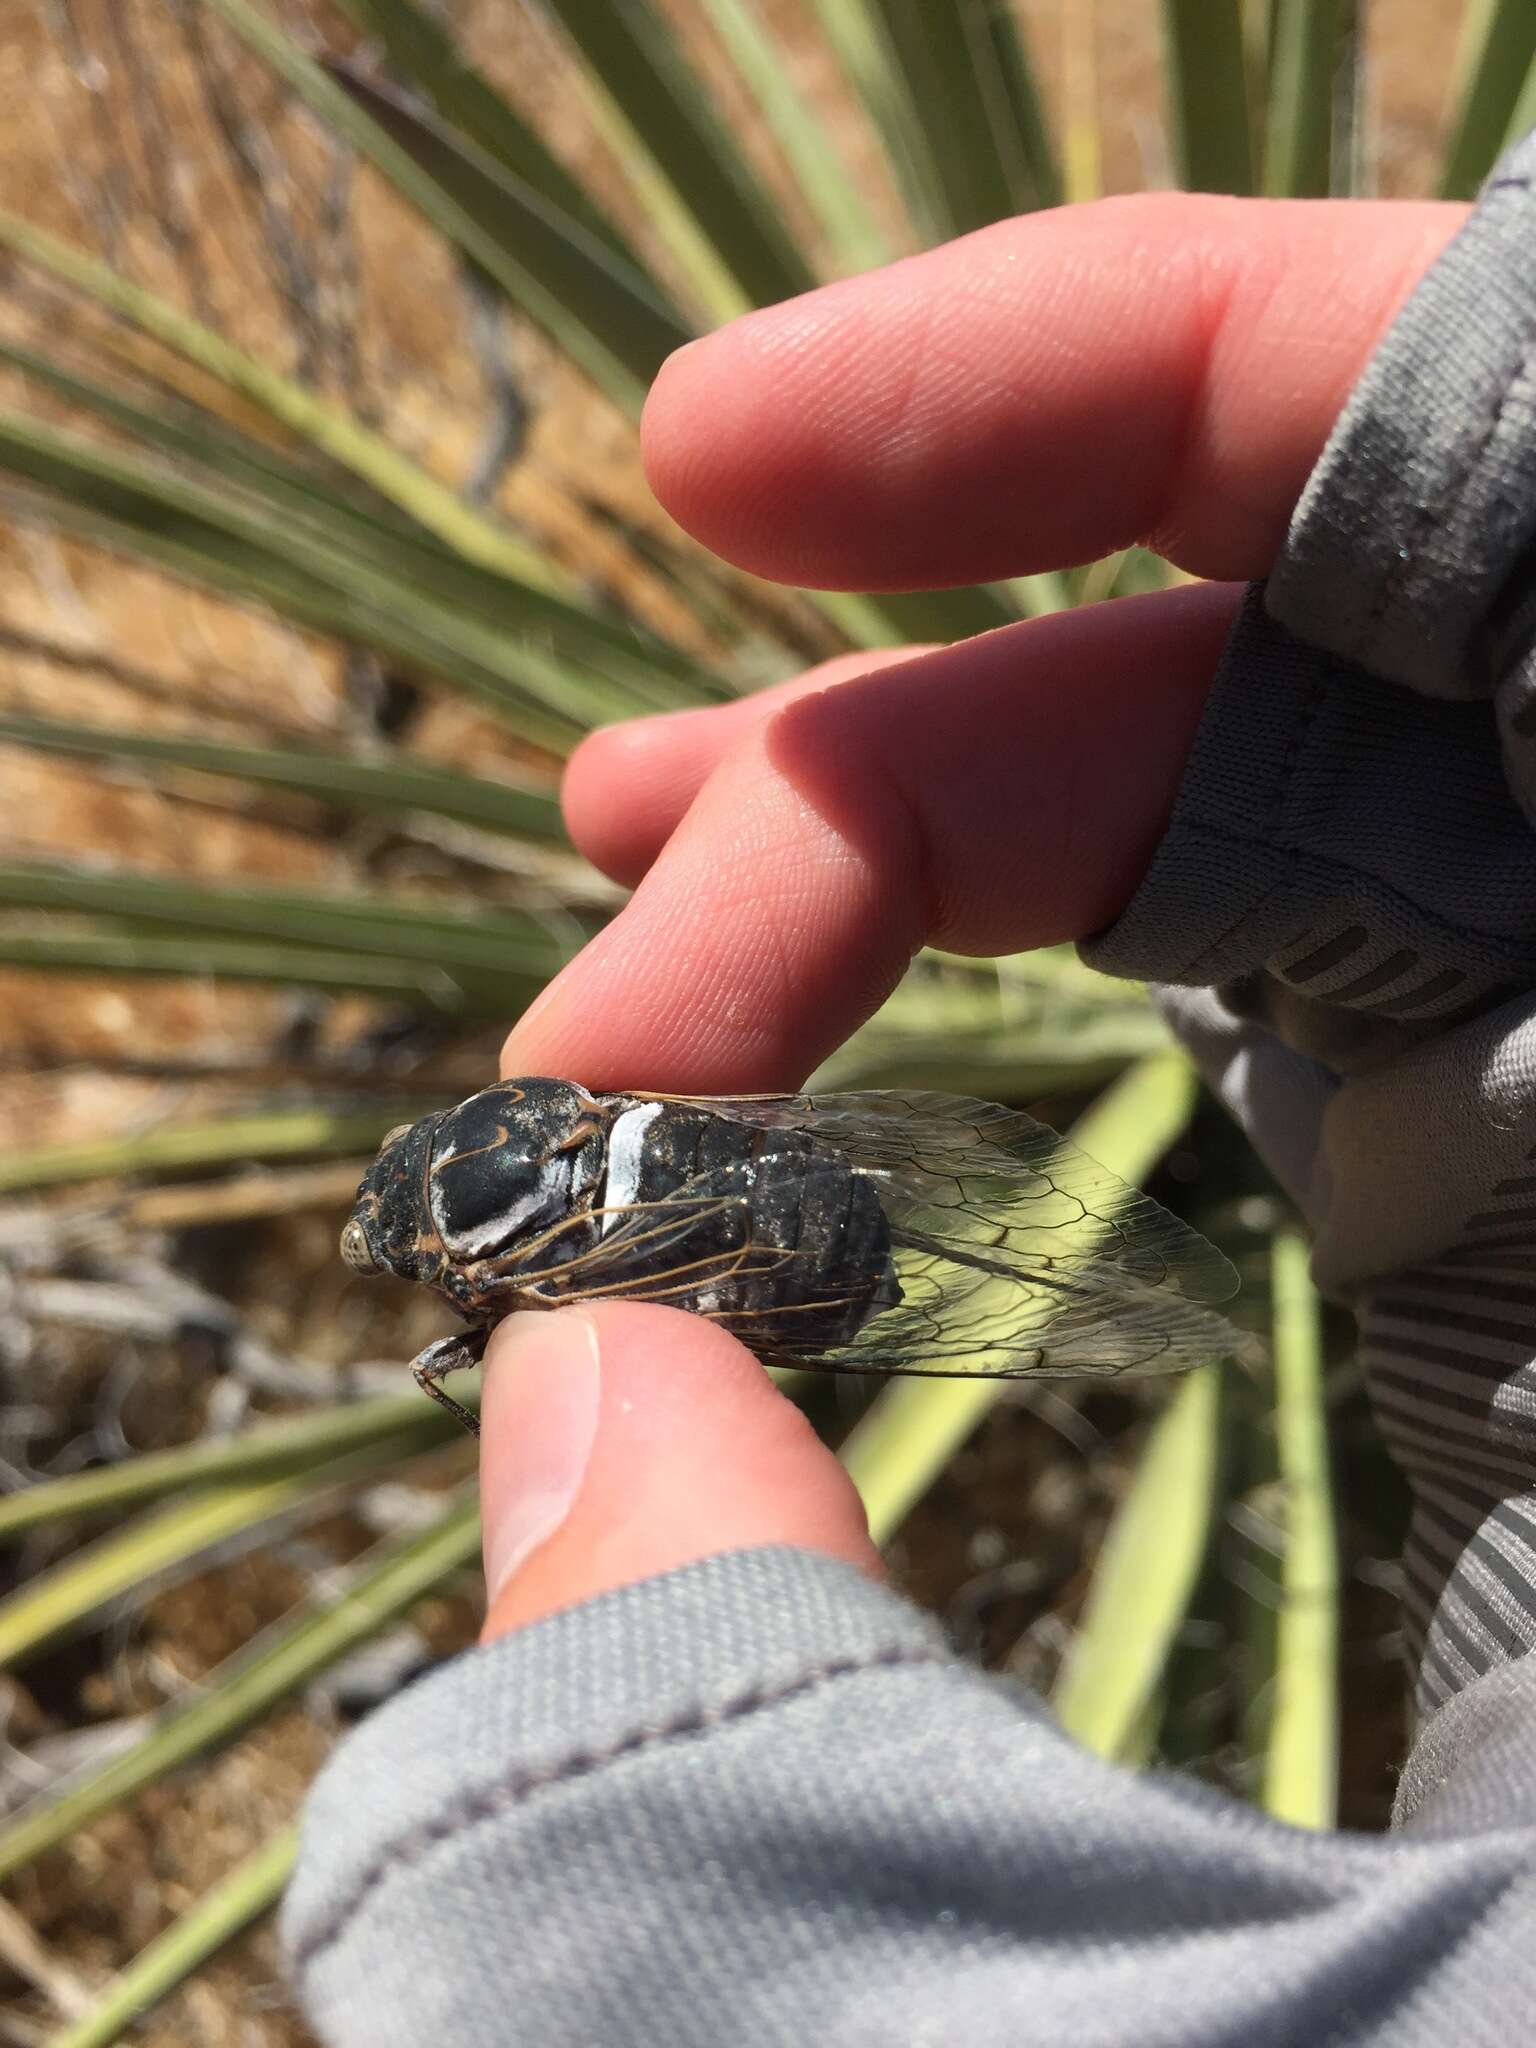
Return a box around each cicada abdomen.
[589,1098,901,1351]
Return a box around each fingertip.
[562,721,661,886]
[641,279,878,581]
[563,709,735,886]
[640,333,733,518]
[562,648,945,889]
[478,1301,880,1642]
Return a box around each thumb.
[477,1300,883,1642]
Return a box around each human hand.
[478,192,1463,1645]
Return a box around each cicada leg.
[410,1327,490,1437]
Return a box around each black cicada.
[340,1078,1240,1435]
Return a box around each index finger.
[643,193,1461,589]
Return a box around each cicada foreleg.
[410,1326,490,1437]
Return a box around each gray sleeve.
[283,134,1536,2048]
[1084,130,1536,1722]
[282,1547,1536,2048]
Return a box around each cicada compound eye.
[339,1218,381,1275]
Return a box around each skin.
[478,191,1465,1646]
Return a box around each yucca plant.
[0,2,1526,2039]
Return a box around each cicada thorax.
[425,1081,610,1311]
[585,1096,900,1351]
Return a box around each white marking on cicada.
[443,1173,568,1259]
[600,1101,664,1235]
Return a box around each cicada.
[340,1078,1240,1435]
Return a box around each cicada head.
[343,1078,610,1302]
[341,1110,447,1288]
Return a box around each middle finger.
[503,582,1238,1094]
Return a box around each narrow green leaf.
[0,418,572,745]
[800,591,905,648]
[0,1480,320,1672]
[840,1051,1205,1541]
[851,583,1020,643]
[814,1037,1157,1099]
[0,404,698,739]
[0,1106,429,1197]
[192,0,661,413]
[1060,0,1102,202]
[807,0,945,239]
[0,1430,440,1671]
[815,948,1164,1093]
[0,930,500,1009]
[326,64,694,388]
[1052,1365,1223,1761]
[0,865,569,979]
[865,0,1057,228]
[334,0,632,259]
[1262,1226,1338,1829]
[698,0,892,273]
[0,1396,449,1539]
[49,1826,297,2048]
[1501,40,1536,171]
[796,580,1027,651]
[1264,0,1344,197]
[1325,2,1363,198]
[0,1493,481,1884]
[0,332,718,720]
[0,206,549,585]
[1162,1,1256,193]
[976,0,1063,213]
[187,4,1018,660]
[1440,0,1536,198]
[1007,570,1075,618]
[550,0,818,312]
[0,334,443,552]
[0,714,563,842]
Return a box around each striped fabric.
[1271,925,1476,1022]
[1364,1233,1536,1718]
[1153,979,1536,1727]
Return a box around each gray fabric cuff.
[1083,587,1536,1045]
[282,1547,954,2015]
[1396,1654,1536,1831]
[284,1544,1536,2048]
[1267,124,1536,825]
[1269,127,1536,704]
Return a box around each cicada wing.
[662,1087,1240,1308]
[818,1224,1239,1379]
[504,1126,1239,1380]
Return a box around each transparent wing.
[629,1087,1242,1378]
[510,1093,1241,1378]
[658,1088,1238,1301]
[824,1224,1238,1377]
